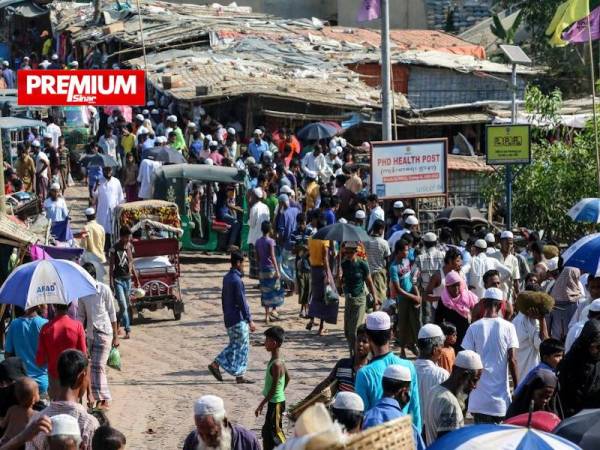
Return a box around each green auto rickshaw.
[153,164,249,252]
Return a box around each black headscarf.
[506,368,558,419]
[558,319,600,418]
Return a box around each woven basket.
[325,416,415,450]
[288,380,338,422]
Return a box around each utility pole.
[506,63,517,229]
[381,0,392,141]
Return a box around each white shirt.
[43,197,69,222]
[301,152,327,181]
[98,135,117,160]
[467,252,512,299]
[491,251,521,302]
[367,205,385,232]
[248,201,270,245]
[565,320,586,353]
[414,359,449,420]
[424,384,464,446]
[388,229,410,253]
[137,159,162,199]
[46,123,61,148]
[35,151,49,178]
[462,317,519,417]
[93,177,125,233]
[78,282,117,338]
[512,312,541,382]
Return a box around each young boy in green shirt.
[255,326,289,450]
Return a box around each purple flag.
[357,0,381,22]
[563,5,600,43]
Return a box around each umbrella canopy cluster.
[80,153,119,169]
[435,206,488,227]
[297,122,341,141]
[312,223,371,242]
[144,146,186,164]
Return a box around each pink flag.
[563,5,600,43]
[357,0,381,22]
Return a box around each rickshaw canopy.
[155,164,246,184]
[113,200,181,238]
[0,117,46,129]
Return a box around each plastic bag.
[107,347,121,371]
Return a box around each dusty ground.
[67,185,349,449]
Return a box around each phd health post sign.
[486,124,531,165]
[371,139,447,199]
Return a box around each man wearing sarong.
[248,188,270,280]
[364,219,390,312]
[256,221,285,323]
[78,263,119,409]
[209,252,256,384]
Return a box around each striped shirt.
[364,237,391,273]
[26,401,99,450]
[334,358,357,392]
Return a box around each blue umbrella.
[562,233,600,276]
[0,259,97,309]
[568,198,600,223]
[296,122,338,141]
[428,424,582,450]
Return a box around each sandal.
[305,321,314,331]
[208,363,223,382]
[236,377,255,384]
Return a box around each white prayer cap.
[455,350,483,370]
[339,218,348,224]
[339,138,347,147]
[23,56,29,61]
[366,311,391,331]
[332,392,364,412]
[31,140,40,147]
[423,232,437,243]
[187,122,196,128]
[50,414,80,438]
[383,364,411,382]
[403,208,415,216]
[263,150,273,160]
[485,232,495,243]
[142,109,149,115]
[500,230,514,240]
[151,109,159,114]
[84,207,95,216]
[205,158,214,166]
[70,61,79,67]
[474,239,487,249]
[330,147,339,156]
[278,194,289,204]
[227,127,236,135]
[483,287,504,301]
[51,54,58,61]
[147,100,155,106]
[49,183,61,191]
[280,185,293,194]
[253,128,263,135]
[156,136,167,144]
[137,126,148,135]
[205,134,213,142]
[135,113,144,121]
[547,257,559,272]
[354,210,366,220]
[167,115,177,122]
[405,216,418,226]
[418,323,444,340]
[253,187,264,199]
[393,201,404,209]
[245,156,256,165]
[194,395,226,417]
[43,133,53,139]
[589,299,600,312]
[39,60,50,68]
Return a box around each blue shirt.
[5,315,49,393]
[324,209,336,225]
[513,362,554,396]
[386,222,403,240]
[221,268,252,328]
[87,165,103,187]
[248,139,269,162]
[276,206,299,251]
[355,352,421,430]
[363,397,425,450]
[190,140,204,158]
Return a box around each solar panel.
[499,45,532,65]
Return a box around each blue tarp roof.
[0,117,45,129]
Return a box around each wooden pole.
[587,13,600,194]
[135,0,149,75]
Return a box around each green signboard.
[486,124,531,165]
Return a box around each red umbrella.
[503,411,561,432]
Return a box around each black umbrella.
[144,146,186,164]
[297,122,338,141]
[435,206,488,226]
[80,153,119,168]
[553,409,600,450]
[312,223,371,242]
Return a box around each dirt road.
[67,185,348,449]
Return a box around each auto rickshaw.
[153,164,249,253]
[113,200,184,320]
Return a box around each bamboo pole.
[587,13,600,194]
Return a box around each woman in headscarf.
[506,368,559,419]
[557,319,600,418]
[549,267,585,341]
[435,270,478,348]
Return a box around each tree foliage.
[490,10,524,44]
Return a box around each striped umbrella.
[428,424,582,450]
[562,233,600,276]
[568,198,600,223]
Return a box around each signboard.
[486,124,531,165]
[17,70,146,106]
[371,139,447,199]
